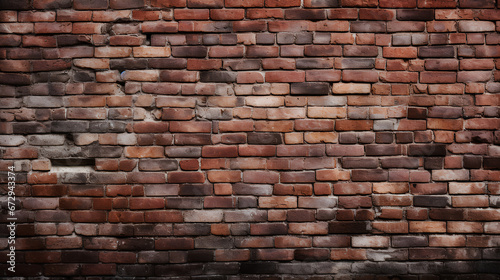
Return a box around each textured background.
[1,0,500,278]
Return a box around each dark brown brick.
[375,132,394,144]
[156,238,194,250]
[110,59,148,70]
[413,196,450,208]
[200,71,237,82]
[240,262,278,274]
[459,0,495,8]
[171,46,207,58]
[393,236,428,247]
[0,73,31,86]
[463,156,482,169]
[409,248,446,260]
[0,0,31,9]
[110,0,145,9]
[352,169,388,181]
[74,0,108,9]
[250,223,287,235]
[381,158,419,169]
[179,184,212,196]
[291,82,330,95]
[408,144,446,156]
[418,46,455,58]
[155,264,203,276]
[397,9,434,21]
[424,157,443,169]
[484,157,500,170]
[328,221,370,233]
[187,250,214,262]
[396,132,413,144]
[247,133,282,145]
[429,209,465,220]
[287,209,315,222]
[294,249,329,261]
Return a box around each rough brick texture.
[1,0,500,278]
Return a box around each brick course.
[1,0,500,278]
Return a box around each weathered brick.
[2,0,500,276]
[351,21,386,33]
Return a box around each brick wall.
[1,0,500,278]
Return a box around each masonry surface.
[0,0,500,278]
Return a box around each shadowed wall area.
[0,0,500,278]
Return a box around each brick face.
[1,1,499,278]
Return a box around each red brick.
[237,72,265,83]
[174,9,209,20]
[200,158,229,170]
[187,59,221,70]
[334,183,372,195]
[295,119,334,131]
[243,171,280,184]
[383,47,418,58]
[170,121,211,133]
[28,173,57,184]
[359,9,394,20]
[380,72,418,84]
[209,46,245,58]
[204,196,237,208]
[379,0,416,7]
[342,70,379,83]
[419,0,456,7]
[410,221,446,233]
[168,172,205,183]
[0,11,17,22]
[265,0,300,7]
[331,248,367,260]
[219,120,253,132]
[130,198,165,210]
[207,170,241,183]
[335,120,373,131]
[34,22,71,34]
[4,147,37,159]
[335,0,370,6]
[132,10,161,20]
[266,71,305,83]
[465,119,500,130]
[124,146,164,158]
[305,45,342,57]
[71,211,107,223]
[247,8,284,19]
[273,185,312,196]
[209,9,245,20]
[150,0,186,7]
